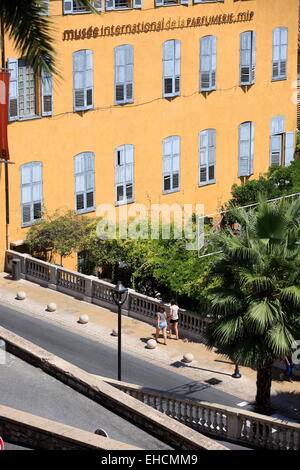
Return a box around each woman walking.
[155,305,168,345]
[280,355,295,382]
[168,299,179,340]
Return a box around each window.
[155,0,188,6]
[163,40,180,98]
[240,31,256,85]
[272,27,288,81]
[114,45,134,104]
[73,50,93,112]
[270,116,294,167]
[199,129,216,185]
[39,0,50,15]
[238,122,254,177]
[74,153,95,213]
[21,162,43,226]
[106,0,142,10]
[115,145,134,205]
[194,1,224,3]
[200,36,217,92]
[7,58,53,121]
[163,136,180,193]
[63,0,102,14]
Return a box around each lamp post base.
[232,364,242,379]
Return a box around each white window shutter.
[200,36,216,91]
[273,27,288,80]
[285,132,295,167]
[251,32,256,83]
[181,0,189,4]
[155,0,164,6]
[7,58,18,121]
[250,123,254,175]
[21,162,43,225]
[41,67,53,116]
[93,0,103,10]
[240,32,251,85]
[73,50,93,111]
[106,0,114,10]
[271,115,285,135]
[270,135,282,166]
[238,123,252,177]
[133,0,142,8]
[63,0,73,14]
[85,50,93,109]
[39,0,50,15]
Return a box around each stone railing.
[107,380,300,451]
[5,250,209,340]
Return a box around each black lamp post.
[112,281,128,381]
[232,363,242,379]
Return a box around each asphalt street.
[0,303,248,407]
[1,353,171,450]
[0,302,252,450]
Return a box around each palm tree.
[204,195,300,414]
[0,0,98,75]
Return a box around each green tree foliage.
[204,196,300,413]
[26,210,91,265]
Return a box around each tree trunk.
[255,364,272,414]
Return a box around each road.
[1,352,171,450]
[0,303,252,450]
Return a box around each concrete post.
[83,277,92,303]
[226,413,241,442]
[48,265,57,291]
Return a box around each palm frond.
[244,301,282,334]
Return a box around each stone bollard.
[46,303,57,312]
[78,314,89,324]
[16,291,26,300]
[146,339,157,349]
[111,328,118,336]
[182,353,194,363]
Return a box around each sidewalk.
[0,273,299,421]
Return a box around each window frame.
[115,145,135,206]
[199,129,216,186]
[74,152,96,214]
[272,27,288,81]
[238,121,254,177]
[162,136,181,194]
[114,45,134,105]
[20,162,43,227]
[240,31,256,86]
[199,35,217,92]
[162,40,181,98]
[72,49,94,112]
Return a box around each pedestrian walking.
[168,299,179,340]
[280,355,295,382]
[155,305,168,345]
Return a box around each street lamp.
[112,281,128,381]
[232,363,242,379]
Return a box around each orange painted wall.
[0,0,298,270]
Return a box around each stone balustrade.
[109,381,300,450]
[5,250,209,339]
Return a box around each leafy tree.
[204,196,300,413]
[26,210,92,266]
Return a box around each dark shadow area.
[170,360,233,377]
[200,90,215,99]
[164,380,211,397]
[240,84,254,93]
[270,391,300,423]
[215,359,235,365]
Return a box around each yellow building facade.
[0,0,298,270]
